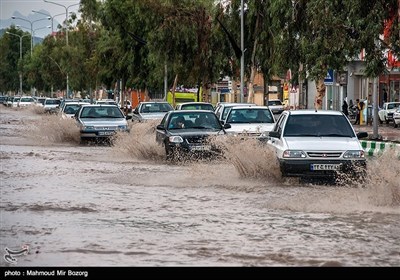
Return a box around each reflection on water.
[1,106,399,266]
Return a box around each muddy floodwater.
[1,106,399,267]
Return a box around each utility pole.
[372,77,379,139]
[240,0,244,103]
[44,1,79,99]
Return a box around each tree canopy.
[0,0,399,96]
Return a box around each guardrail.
[360,140,400,157]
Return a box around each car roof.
[179,102,212,105]
[140,101,170,104]
[81,104,118,108]
[229,105,268,110]
[286,110,343,116]
[170,109,216,114]
[64,102,90,105]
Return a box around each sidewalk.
[353,124,400,143]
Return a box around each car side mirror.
[223,123,231,129]
[156,124,165,130]
[356,132,368,139]
[269,131,281,138]
[126,115,132,120]
[133,108,139,114]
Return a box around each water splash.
[112,119,165,161]
[212,136,282,182]
[363,148,400,206]
[28,114,80,144]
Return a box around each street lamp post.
[240,0,244,103]
[11,16,50,56]
[6,31,30,95]
[43,0,80,99]
[32,10,65,34]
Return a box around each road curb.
[360,140,400,157]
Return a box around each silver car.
[76,104,131,142]
[131,101,173,122]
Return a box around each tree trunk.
[247,12,260,104]
[171,74,178,108]
[314,79,326,111]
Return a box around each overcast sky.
[1,0,80,19]
[1,0,80,37]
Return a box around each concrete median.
[360,140,400,157]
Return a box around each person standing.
[342,99,349,118]
[354,99,360,125]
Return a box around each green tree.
[0,26,31,94]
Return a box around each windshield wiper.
[320,134,351,137]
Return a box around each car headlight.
[118,125,128,130]
[283,150,306,158]
[343,150,365,158]
[169,136,184,143]
[83,125,94,130]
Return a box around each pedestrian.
[354,99,360,125]
[342,99,349,118]
[383,88,388,103]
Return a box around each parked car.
[267,99,284,114]
[155,110,227,161]
[131,101,174,122]
[175,102,214,111]
[266,110,368,180]
[223,106,275,138]
[75,104,131,142]
[393,106,400,128]
[378,102,400,124]
[214,102,256,122]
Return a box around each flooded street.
[1,106,399,267]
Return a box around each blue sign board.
[324,69,334,85]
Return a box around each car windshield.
[180,103,214,111]
[268,100,282,106]
[20,97,34,102]
[81,106,124,118]
[141,103,173,113]
[226,108,274,124]
[45,99,60,105]
[168,112,222,130]
[387,103,400,109]
[283,114,355,137]
[64,104,82,114]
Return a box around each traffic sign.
[324,69,334,85]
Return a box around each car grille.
[387,113,394,118]
[307,152,342,158]
[186,136,207,144]
[237,132,262,137]
[94,126,117,131]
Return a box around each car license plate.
[191,145,211,151]
[99,131,114,136]
[311,164,341,171]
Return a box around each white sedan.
[267,110,368,180]
[393,106,400,128]
[223,106,275,138]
